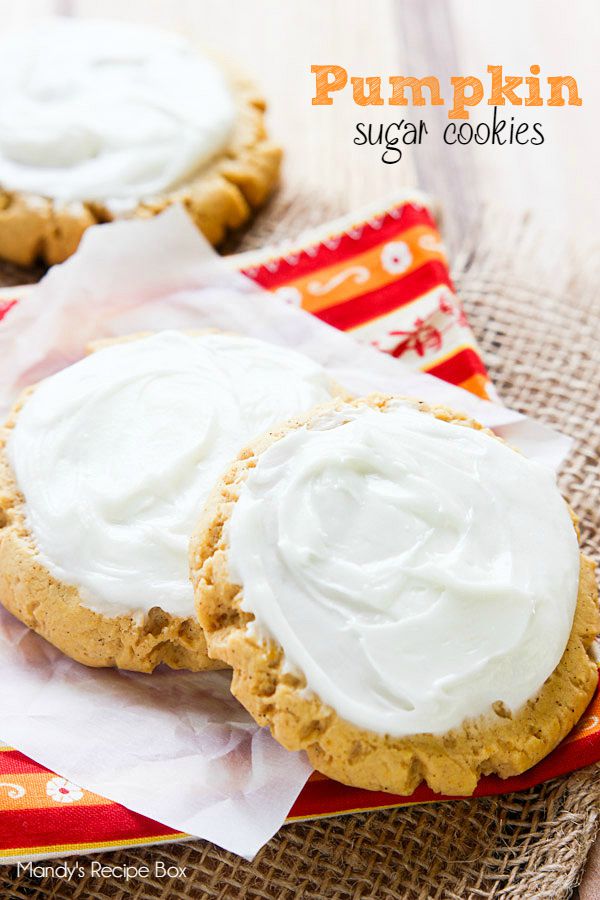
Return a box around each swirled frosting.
[0,19,235,207]
[228,402,580,737]
[7,331,336,619]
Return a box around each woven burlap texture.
[1,196,599,899]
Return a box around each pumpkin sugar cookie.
[0,19,281,266]
[0,331,345,672]
[191,395,599,796]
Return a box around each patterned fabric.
[240,198,491,399]
[0,196,597,863]
[2,686,600,858]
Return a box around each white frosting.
[228,403,580,737]
[0,19,235,207]
[7,331,335,619]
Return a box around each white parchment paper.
[0,205,572,860]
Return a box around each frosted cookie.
[0,19,281,266]
[0,331,345,672]
[191,395,599,795]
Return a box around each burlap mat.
[1,195,599,898]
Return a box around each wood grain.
[0,2,598,891]
[0,1,596,257]
[75,0,419,218]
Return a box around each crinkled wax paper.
[0,205,571,858]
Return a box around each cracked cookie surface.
[190,395,599,796]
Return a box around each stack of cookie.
[1,329,597,796]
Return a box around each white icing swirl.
[0,19,236,207]
[228,402,580,737]
[7,331,336,619]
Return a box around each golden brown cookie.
[0,384,223,673]
[190,395,599,796]
[0,331,348,673]
[0,65,281,267]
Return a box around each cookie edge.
[0,334,227,672]
[190,394,600,795]
[0,62,282,266]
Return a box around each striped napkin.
[0,195,597,864]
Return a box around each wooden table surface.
[4,0,598,259]
[0,2,598,894]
